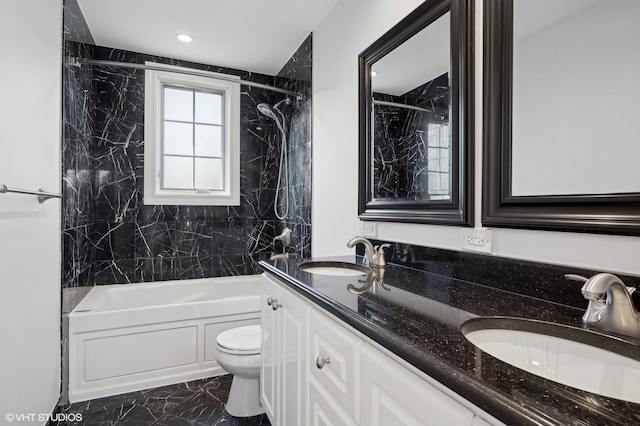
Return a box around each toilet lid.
[217,325,261,353]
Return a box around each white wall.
[312,0,640,275]
[0,1,62,424]
[312,0,425,257]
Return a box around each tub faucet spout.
[346,237,389,268]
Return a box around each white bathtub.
[68,275,264,403]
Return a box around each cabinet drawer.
[308,309,361,421]
[360,343,474,426]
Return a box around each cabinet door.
[309,379,358,426]
[360,344,474,426]
[260,277,280,424]
[308,309,361,422]
[280,286,308,426]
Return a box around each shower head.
[257,103,278,121]
[257,101,290,220]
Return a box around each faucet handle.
[565,274,588,283]
[374,244,390,267]
[566,274,603,300]
[375,243,390,254]
[567,273,636,297]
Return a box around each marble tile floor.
[54,375,270,426]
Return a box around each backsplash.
[62,33,312,288]
[367,239,640,310]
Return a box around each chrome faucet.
[346,237,390,268]
[567,273,640,339]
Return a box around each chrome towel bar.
[0,184,61,203]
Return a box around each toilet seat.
[216,325,261,355]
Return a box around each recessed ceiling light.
[176,33,193,43]
[371,70,378,77]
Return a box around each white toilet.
[215,324,265,417]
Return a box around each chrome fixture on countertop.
[346,237,390,268]
[566,273,640,339]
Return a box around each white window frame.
[144,63,240,206]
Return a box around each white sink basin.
[462,317,640,404]
[298,261,372,277]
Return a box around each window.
[144,64,240,205]
[425,121,451,200]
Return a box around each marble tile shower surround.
[62,35,312,289]
[373,73,449,200]
[367,239,640,311]
[272,34,312,257]
[63,0,94,45]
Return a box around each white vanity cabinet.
[261,274,309,426]
[308,309,362,425]
[262,274,502,426]
[359,343,474,426]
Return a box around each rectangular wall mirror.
[483,0,640,235]
[358,0,474,225]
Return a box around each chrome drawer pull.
[272,301,282,311]
[267,297,275,306]
[316,356,331,369]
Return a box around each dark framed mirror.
[483,0,640,235]
[358,0,474,225]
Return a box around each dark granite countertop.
[259,255,640,426]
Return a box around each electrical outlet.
[461,228,492,254]
[362,222,377,237]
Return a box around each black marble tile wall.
[274,34,312,258]
[372,73,450,201]
[62,35,312,289]
[62,39,95,289]
[367,239,640,310]
[63,0,94,45]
